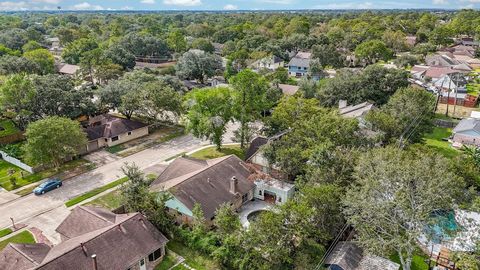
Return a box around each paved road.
[0,134,207,235]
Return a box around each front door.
[139,258,146,270]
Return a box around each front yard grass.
[189,145,244,160]
[389,251,430,270]
[65,177,128,207]
[0,230,35,251]
[0,158,91,191]
[422,127,460,159]
[167,240,220,270]
[0,228,12,238]
[85,189,122,210]
[0,119,20,137]
[154,252,178,270]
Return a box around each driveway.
[0,134,207,238]
[83,150,121,166]
[0,123,245,243]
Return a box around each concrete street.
[0,134,208,242]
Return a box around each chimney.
[230,176,238,194]
[338,100,347,109]
[92,254,98,270]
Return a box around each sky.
[0,0,479,11]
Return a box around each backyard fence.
[0,150,35,173]
[435,119,459,129]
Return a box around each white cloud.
[163,0,201,6]
[71,2,103,10]
[32,0,62,4]
[0,1,29,10]
[259,0,293,4]
[315,1,374,9]
[223,4,238,10]
[141,0,155,4]
[432,0,448,4]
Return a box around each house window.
[297,66,301,70]
[139,258,145,266]
[148,248,163,261]
[259,190,262,196]
[278,197,282,203]
[104,138,108,142]
[242,193,248,203]
[128,131,132,136]
[304,67,307,70]
[111,136,119,142]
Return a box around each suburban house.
[324,241,400,270]
[150,155,256,223]
[245,132,289,179]
[46,37,62,56]
[150,153,294,224]
[338,100,374,120]
[58,63,80,76]
[80,114,149,153]
[405,35,417,47]
[252,55,284,71]
[451,117,480,147]
[288,52,311,77]
[277,83,300,96]
[0,206,169,270]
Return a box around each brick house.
[81,114,149,153]
[150,155,256,224]
[0,206,169,270]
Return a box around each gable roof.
[277,84,300,96]
[85,114,148,141]
[325,241,399,270]
[58,64,80,75]
[56,206,126,240]
[339,102,375,118]
[151,155,255,219]
[0,207,168,270]
[288,57,311,68]
[245,136,268,161]
[0,243,50,270]
[453,118,480,135]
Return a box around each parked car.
[33,179,62,195]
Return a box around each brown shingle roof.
[56,206,126,240]
[0,207,168,270]
[0,243,50,270]
[245,136,268,161]
[151,155,255,219]
[85,115,148,141]
[39,213,168,270]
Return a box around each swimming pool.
[426,211,460,244]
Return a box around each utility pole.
[446,73,452,117]
[452,73,459,117]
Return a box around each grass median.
[65,177,128,207]
[0,230,35,251]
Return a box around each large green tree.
[184,87,233,150]
[230,69,270,148]
[23,116,87,169]
[23,49,55,75]
[355,39,393,64]
[366,87,436,145]
[176,49,223,83]
[343,147,463,270]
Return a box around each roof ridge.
[39,213,141,268]
[167,155,238,188]
[9,243,41,265]
[78,206,115,224]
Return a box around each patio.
[238,199,273,228]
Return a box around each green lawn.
[106,144,125,154]
[189,145,245,160]
[390,251,430,270]
[166,240,220,270]
[85,189,123,210]
[423,127,460,159]
[0,230,35,251]
[0,158,91,191]
[0,228,12,238]
[65,177,128,207]
[0,119,20,137]
[154,252,178,270]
